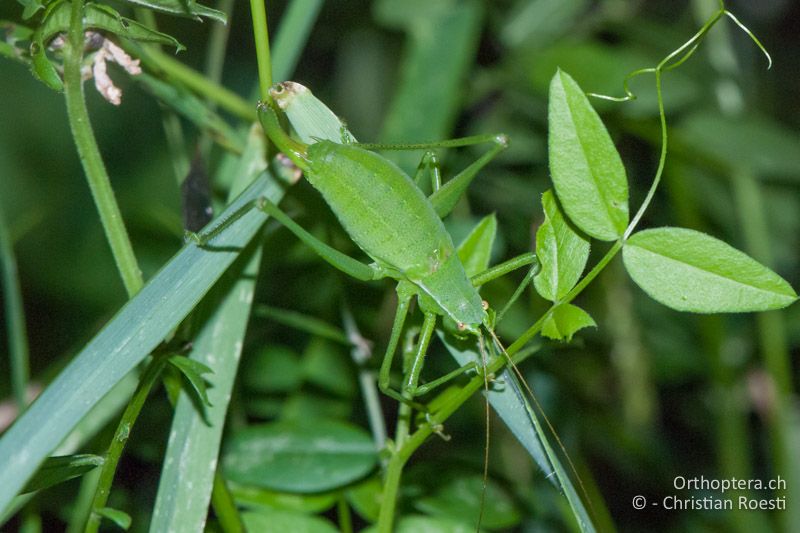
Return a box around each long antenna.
[488,328,595,517]
[474,334,492,532]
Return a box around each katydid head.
[269,81,307,110]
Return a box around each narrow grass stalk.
[63,0,143,297]
[205,0,236,91]
[342,306,388,451]
[337,496,353,533]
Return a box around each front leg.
[188,195,381,283]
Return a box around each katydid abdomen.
[308,141,452,279]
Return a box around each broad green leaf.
[415,474,522,530]
[166,354,213,407]
[548,69,628,240]
[97,507,132,530]
[37,2,184,52]
[362,514,476,533]
[117,0,226,23]
[456,214,497,278]
[22,454,104,494]
[0,176,276,509]
[541,303,596,341]
[241,510,338,533]
[280,391,352,421]
[534,189,590,301]
[623,227,797,312]
[222,419,378,493]
[231,485,338,514]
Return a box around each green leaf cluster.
[541,69,796,319]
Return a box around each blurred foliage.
[1,0,799,531]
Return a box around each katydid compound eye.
[481,300,489,310]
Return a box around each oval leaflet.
[623,227,797,313]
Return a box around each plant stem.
[337,496,353,533]
[211,471,244,533]
[250,0,273,100]
[377,334,416,532]
[508,240,623,355]
[63,0,143,297]
[84,356,166,533]
[377,451,406,532]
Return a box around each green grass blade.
[440,333,596,533]
[149,245,263,533]
[149,129,270,532]
[0,175,278,511]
